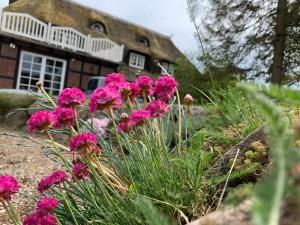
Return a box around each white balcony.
[0,10,124,63]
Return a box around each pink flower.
[23,213,57,225]
[136,76,154,96]
[52,107,75,128]
[154,76,178,101]
[146,100,169,118]
[104,73,126,86]
[89,87,122,112]
[129,82,140,99]
[87,118,110,136]
[23,213,38,225]
[37,170,68,194]
[0,175,20,201]
[37,197,59,214]
[57,88,86,107]
[129,110,151,127]
[40,214,57,225]
[27,110,57,133]
[69,133,100,155]
[118,122,131,133]
[72,161,89,180]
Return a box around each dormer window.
[91,22,106,33]
[161,62,174,75]
[129,52,145,69]
[139,37,149,47]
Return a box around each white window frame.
[129,52,145,70]
[17,51,67,94]
[161,62,174,75]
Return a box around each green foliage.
[174,56,237,103]
[238,83,295,225]
[135,198,169,225]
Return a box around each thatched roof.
[4,0,182,63]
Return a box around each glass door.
[17,51,66,95]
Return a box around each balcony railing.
[0,10,124,62]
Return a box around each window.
[91,22,106,33]
[139,37,149,47]
[161,62,174,75]
[17,51,66,95]
[129,52,145,69]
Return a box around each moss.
[0,93,36,115]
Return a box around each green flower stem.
[108,107,136,192]
[175,88,182,156]
[1,200,21,225]
[72,106,80,132]
[59,186,79,225]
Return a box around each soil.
[0,125,60,225]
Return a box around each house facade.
[0,0,183,94]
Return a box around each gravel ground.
[0,125,60,225]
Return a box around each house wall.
[0,43,18,89]
[0,35,118,91]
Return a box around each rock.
[188,200,252,225]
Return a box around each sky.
[0,0,199,56]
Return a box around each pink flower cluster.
[23,196,59,225]
[57,88,86,107]
[52,107,75,128]
[69,133,100,155]
[154,76,178,101]
[38,170,68,194]
[72,161,90,180]
[27,110,57,133]
[23,213,57,225]
[89,87,122,112]
[136,75,153,96]
[104,73,126,86]
[146,100,170,118]
[0,175,20,201]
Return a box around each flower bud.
[120,113,129,123]
[183,94,193,105]
[36,81,43,89]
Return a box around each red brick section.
[69,59,82,72]
[83,62,99,75]
[0,59,16,79]
[100,66,115,76]
[81,74,92,90]
[0,78,14,89]
[66,71,81,88]
[1,43,18,58]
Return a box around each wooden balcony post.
[45,22,52,43]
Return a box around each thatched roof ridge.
[4,0,183,63]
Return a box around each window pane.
[54,76,61,82]
[46,60,54,66]
[46,66,53,73]
[52,83,60,89]
[22,62,31,70]
[20,77,29,85]
[32,71,40,79]
[45,74,53,81]
[44,81,51,88]
[31,79,39,86]
[32,64,41,71]
[21,70,30,77]
[55,61,63,68]
[23,54,32,62]
[55,68,62,75]
[33,57,42,63]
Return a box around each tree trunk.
[271,0,288,85]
